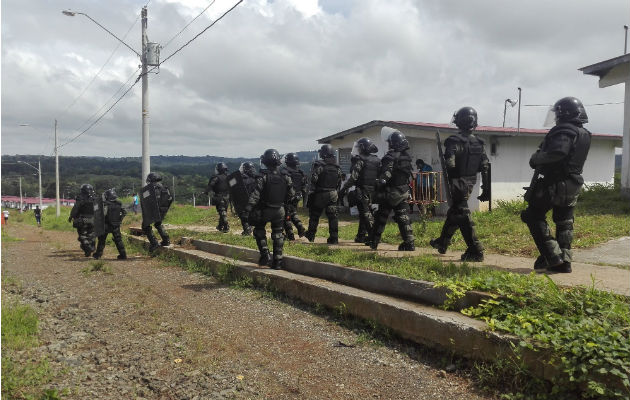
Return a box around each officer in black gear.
[206,163,230,233]
[430,107,490,261]
[521,97,591,273]
[368,130,415,251]
[68,183,97,256]
[304,144,343,244]
[339,138,380,243]
[238,162,258,235]
[93,188,127,260]
[141,172,173,252]
[280,153,307,240]
[245,149,296,269]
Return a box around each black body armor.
[390,151,412,186]
[262,171,287,208]
[448,134,486,178]
[358,154,380,187]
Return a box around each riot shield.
[227,171,250,215]
[140,183,162,225]
[93,196,106,237]
[436,131,453,207]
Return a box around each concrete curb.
[127,235,558,382]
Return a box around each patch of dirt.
[2,223,497,399]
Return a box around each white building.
[318,120,622,212]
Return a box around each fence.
[408,171,446,205]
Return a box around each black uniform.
[141,181,173,251]
[431,132,489,260]
[207,172,230,232]
[521,121,591,272]
[281,164,307,240]
[69,191,96,256]
[369,147,415,250]
[341,153,380,243]
[246,167,295,269]
[93,194,127,259]
[238,169,258,235]
[304,158,343,243]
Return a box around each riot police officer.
[245,149,296,269]
[68,183,97,257]
[521,97,591,273]
[238,162,258,235]
[206,163,230,233]
[141,172,173,252]
[368,130,415,251]
[280,153,307,240]
[304,144,343,244]
[93,188,127,260]
[430,107,489,261]
[339,138,380,243]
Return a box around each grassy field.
[1,275,63,399]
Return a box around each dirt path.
[2,223,497,400]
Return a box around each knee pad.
[555,219,573,232]
[271,232,284,241]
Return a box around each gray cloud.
[2,0,626,158]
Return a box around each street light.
[502,99,518,127]
[62,8,158,187]
[17,160,42,211]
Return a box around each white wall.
[325,125,618,212]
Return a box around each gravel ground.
[2,223,498,399]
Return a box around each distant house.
[318,120,622,212]
[1,196,75,210]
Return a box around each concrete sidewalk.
[159,224,630,296]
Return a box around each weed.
[81,260,112,275]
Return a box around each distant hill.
[1,152,318,204]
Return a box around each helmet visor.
[543,106,556,128]
[380,126,397,143]
[351,140,361,157]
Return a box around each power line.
[66,67,141,140]
[57,14,140,121]
[58,71,142,149]
[162,0,217,50]
[156,0,243,70]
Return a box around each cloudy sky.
[1,0,627,158]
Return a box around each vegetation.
[1,279,63,399]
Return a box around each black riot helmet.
[80,184,94,196]
[386,131,409,151]
[240,161,255,175]
[261,149,282,168]
[318,144,335,159]
[146,172,162,183]
[551,97,588,125]
[104,188,118,201]
[356,137,378,155]
[215,162,228,174]
[452,107,478,131]
[284,153,300,167]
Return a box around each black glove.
[67,216,73,223]
[376,179,387,190]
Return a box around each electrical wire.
[154,0,243,70]
[162,0,217,50]
[68,67,141,137]
[57,14,140,121]
[58,71,142,149]
[55,0,242,150]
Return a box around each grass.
[1,295,63,399]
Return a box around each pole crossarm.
[63,10,141,57]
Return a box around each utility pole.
[172,176,175,202]
[19,176,23,212]
[141,6,150,187]
[55,119,60,217]
[517,87,522,135]
[38,159,43,211]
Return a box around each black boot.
[398,241,415,251]
[429,238,447,254]
[327,237,338,244]
[303,231,316,242]
[460,248,484,262]
[258,249,271,266]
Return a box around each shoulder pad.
[549,123,579,137]
[471,134,485,144]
